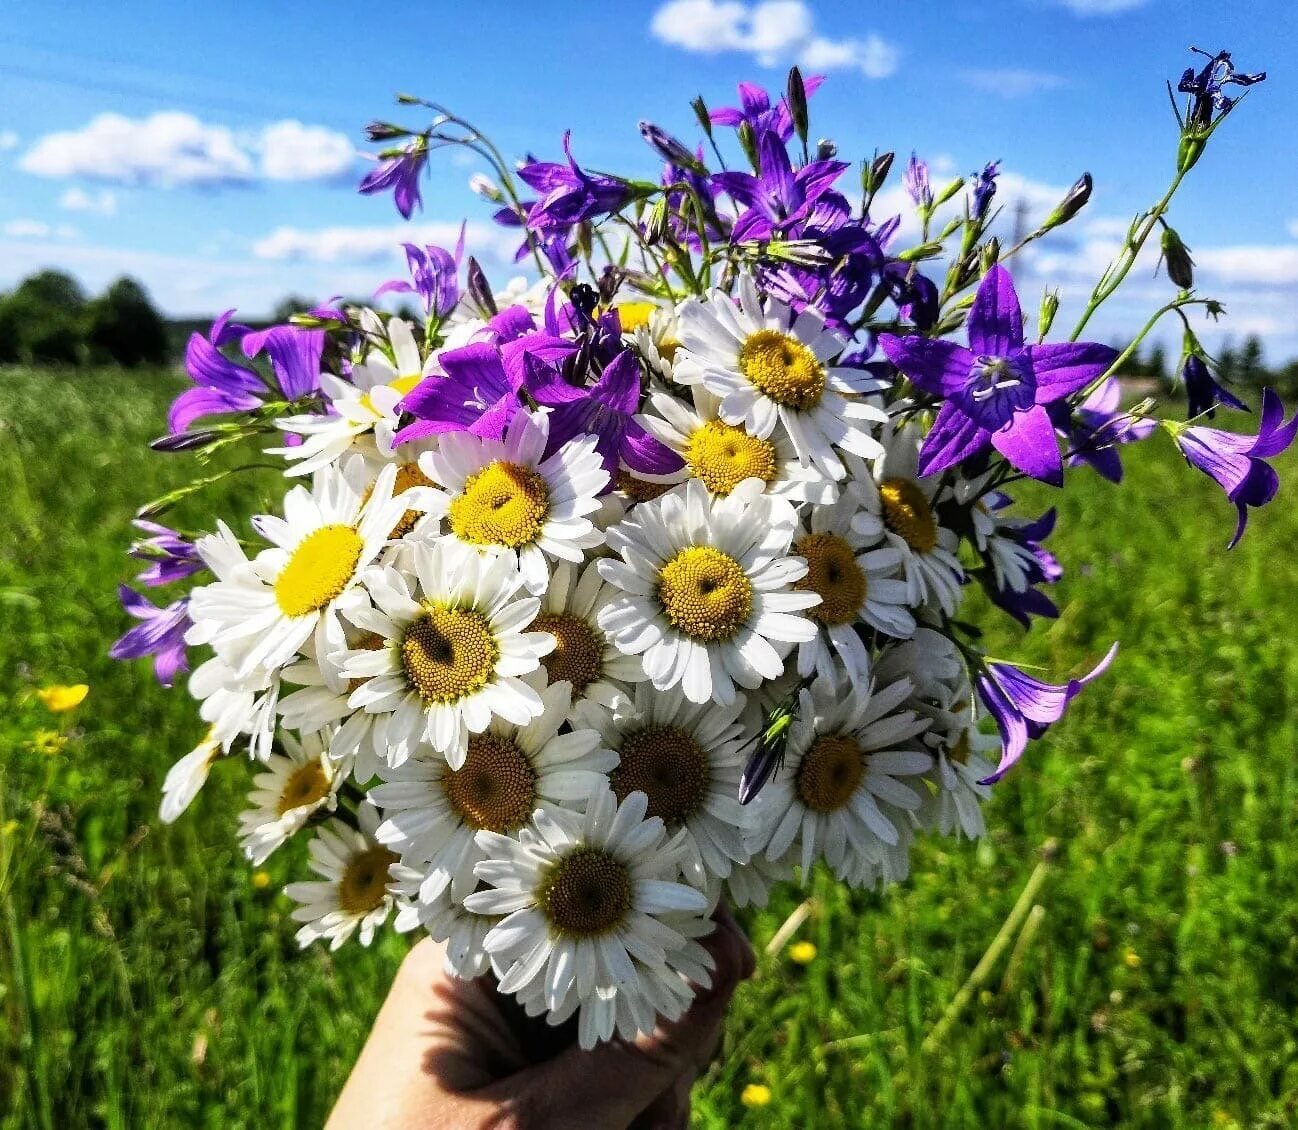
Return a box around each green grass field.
[2,365,1297,1129]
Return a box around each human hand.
[327,904,756,1130]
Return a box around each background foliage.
[2,365,1296,1128]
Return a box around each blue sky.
[2,0,1295,359]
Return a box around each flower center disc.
[402,605,499,703]
[685,420,778,495]
[611,725,711,827]
[794,532,867,625]
[539,846,633,939]
[616,470,673,502]
[276,760,332,816]
[879,478,939,553]
[390,461,436,539]
[338,845,399,915]
[531,612,603,696]
[657,546,753,642]
[949,731,971,765]
[738,329,826,410]
[449,460,550,548]
[274,524,365,618]
[616,302,655,333]
[796,734,866,813]
[443,733,537,832]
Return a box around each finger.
[484,905,755,1127]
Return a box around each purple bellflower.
[240,324,326,401]
[976,643,1119,784]
[168,311,262,434]
[110,586,191,687]
[1174,387,1298,548]
[1178,49,1266,129]
[526,349,684,482]
[517,133,634,233]
[1183,353,1247,420]
[971,160,1000,221]
[879,266,1118,485]
[359,138,428,219]
[984,505,1063,628]
[1055,378,1156,484]
[903,153,932,208]
[709,76,825,141]
[712,130,848,242]
[129,521,203,587]
[377,236,463,318]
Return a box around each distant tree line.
[0,270,171,368]
[1113,337,1298,400]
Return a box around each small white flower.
[748,675,931,887]
[237,731,346,864]
[420,409,609,595]
[285,804,402,950]
[674,276,889,480]
[465,788,712,1048]
[159,726,227,824]
[850,425,963,616]
[337,539,553,768]
[598,478,819,706]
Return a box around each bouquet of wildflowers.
[112,50,1289,1047]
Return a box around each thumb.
[478,907,754,1128]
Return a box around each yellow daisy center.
[443,733,537,832]
[684,420,778,496]
[539,846,633,939]
[276,760,332,816]
[796,734,866,814]
[531,612,603,697]
[616,302,656,334]
[358,373,423,417]
[610,725,711,828]
[402,605,499,704]
[338,845,399,916]
[616,470,674,502]
[879,478,939,553]
[274,524,364,618]
[389,461,436,539]
[657,546,753,642]
[448,460,550,548]
[738,328,826,410]
[794,532,867,626]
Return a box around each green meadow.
[2,365,1296,1128]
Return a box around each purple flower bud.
[903,152,932,208]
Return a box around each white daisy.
[619,299,679,380]
[597,478,820,706]
[418,408,609,595]
[389,869,496,979]
[158,726,227,824]
[635,386,837,505]
[465,788,712,1049]
[593,682,754,896]
[748,675,932,887]
[790,493,917,686]
[531,560,646,728]
[850,426,964,616]
[673,275,889,480]
[285,803,401,950]
[954,473,1049,595]
[337,540,552,769]
[272,315,434,475]
[186,464,406,682]
[368,680,615,903]
[237,730,346,864]
[188,653,281,763]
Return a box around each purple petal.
[1027,342,1119,404]
[967,266,1024,356]
[917,402,990,477]
[991,405,1062,485]
[621,420,685,477]
[167,386,259,434]
[877,335,974,396]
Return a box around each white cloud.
[1286,219,1298,239]
[2,219,78,239]
[252,220,515,265]
[1055,0,1148,13]
[962,69,1066,98]
[0,130,18,152]
[258,120,356,182]
[1196,245,1298,287]
[58,187,118,216]
[19,112,355,188]
[650,0,898,78]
